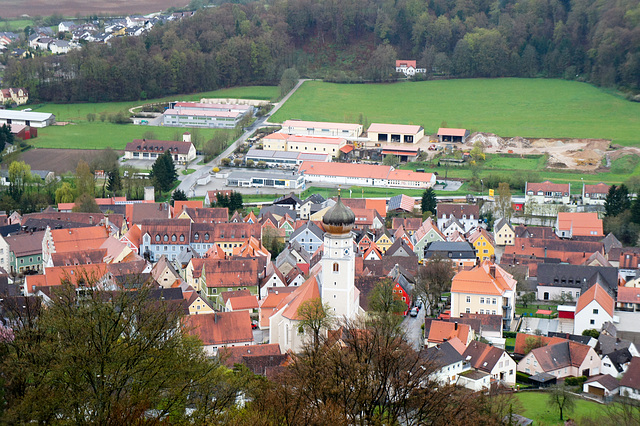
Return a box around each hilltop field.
[271,78,640,147]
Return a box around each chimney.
[89,216,93,225]
[144,186,155,202]
[489,265,496,278]
[214,312,217,323]
[454,321,458,330]
[182,132,191,143]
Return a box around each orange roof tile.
[174,200,204,215]
[277,274,321,321]
[427,320,470,344]
[557,212,603,237]
[365,199,387,217]
[51,226,109,253]
[228,295,259,310]
[185,311,253,346]
[451,261,516,296]
[576,282,614,317]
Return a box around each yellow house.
[261,132,346,156]
[468,228,495,262]
[375,230,394,254]
[493,218,515,246]
[262,132,288,151]
[185,290,215,315]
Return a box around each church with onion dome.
[269,196,364,352]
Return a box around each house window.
[466,296,471,303]
[590,319,595,325]
[480,309,484,314]
[492,298,497,304]
[465,308,470,313]
[480,297,484,304]
[492,310,496,315]
[333,263,339,272]
[593,308,598,314]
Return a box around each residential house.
[424,319,473,347]
[493,219,515,246]
[49,40,74,54]
[139,219,192,262]
[199,258,262,308]
[619,357,640,400]
[536,264,618,302]
[450,262,517,331]
[436,204,480,234]
[468,228,495,262]
[525,181,571,206]
[195,222,261,256]
[178,207,228,224]
[124,138,196,164]
[582,183,610,206]
[574,283,614,335]
[463,340,516,385]
[385,239,417,259]
[185,311,253,356]
[555,212,603,239]
[150,255,183,288]
[204,190,235,207]
[423,340,469,385]
[288,221,324,256]
[0,231,45,275]
[219,344,286,376]
[600,348,633,378]
[617,286,640,312]
[0,88,28,106]
[225,294,259,313]
[423,241,476,270]
[412,217,445,260]
[517,340,600,378]
[182,285,214,315]
[375,230,395,253]
[391,217,423,235]
[395,60,426,76]
[387,194,415,213]
[42,226,109,269]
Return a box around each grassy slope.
[514,392,605,425]
[25,86,279,149]
[271,78,640,147]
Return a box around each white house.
[574,283,614,336]
[463,340,517,385]
[424,340,469,386]
[582,183,610,206]
[620,357,640,400]
[525,181,571,205]
[517,340,600,378]
[124,137,196,164]
[583,374,620,398]
[395,60,426,76]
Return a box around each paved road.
[402,306,426,351]
[176,79,310,196]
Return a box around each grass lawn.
[0,19,35,31]
[298,183,470,201]
[271,78,640,147]
[21,86,278,150]
[514,391,605,425]
[30,122,234,150]
[181,169,196,175]
[516,304,558,317]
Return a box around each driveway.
[402,306,425,351]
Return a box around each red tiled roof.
[617,286,640,304]
[427,320,470,344]
[185,311,253,346]
[557,212,603,237]
[50,226,109,253]
[228,295,259,310]
[340,145,354,154]
[576,282,614,317]
[451,261,516,296]
[396,60,417,67]
[125,139,193,155]
[583,183,610,195]
[526,181,570,195]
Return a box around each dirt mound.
[467,132,504,149]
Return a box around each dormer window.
[204,233,210,241]
[171,234,177,242]
[194,233,199,240]
[155,234,161,242]
[179,234,185,242]
[163,234,169,242]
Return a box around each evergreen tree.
[229,191,243,212]
[150,151,177,193]
[171,189,188,205]
[630,197,640,225]
[0,123,13,152]
[605,184,631,217]
[421,187,437,216]
[106,170,121,193]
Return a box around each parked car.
[410,307,419,317]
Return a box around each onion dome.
[322,196,355,235]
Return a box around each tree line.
[4,0,640,102]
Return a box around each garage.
[588,385,605,397]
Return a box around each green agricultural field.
[402,153,640,191]
[271,78,640,147]
[0,19,35,31]
[29,122,233,150]
[24,86,278,149]
[514,391,605,425]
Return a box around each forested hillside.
[5,0,640,102]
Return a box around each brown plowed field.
[1,0,188,18]
[18,148,123,174]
